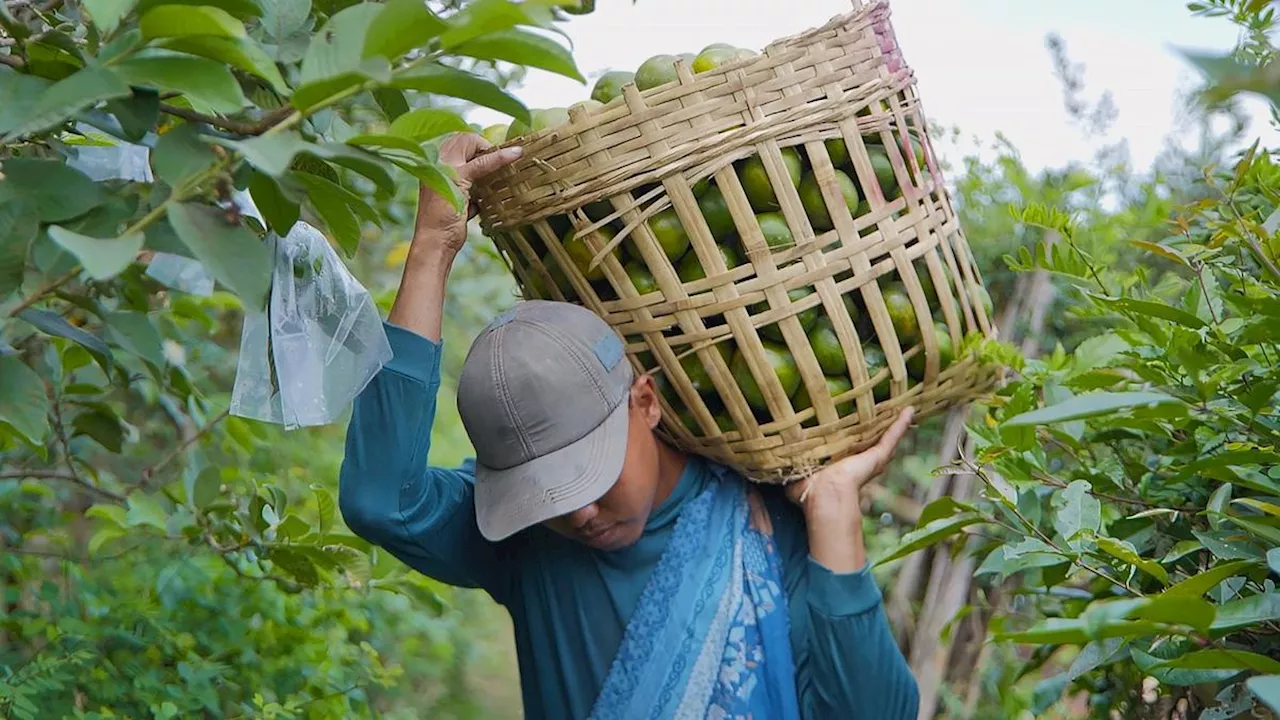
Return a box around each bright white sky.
[469,0,1280,173]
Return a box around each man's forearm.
[803,491,867,573]
[388,238,455,342]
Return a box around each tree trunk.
[896,239,1058,719]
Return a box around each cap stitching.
[522,318,610,404]
[491,325,536,459]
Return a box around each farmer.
[339,133,920,720]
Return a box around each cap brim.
[474,399,629,542]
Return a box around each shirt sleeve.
[338,321,509,600]
[797,558,920,720]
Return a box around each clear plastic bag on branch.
[230,217,392,430]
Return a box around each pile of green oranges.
[489,45,994,434]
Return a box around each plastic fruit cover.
[228,191,393,429]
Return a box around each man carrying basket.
[339,133,921,720]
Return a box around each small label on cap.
[490,307,518,329]
[593,333,623,370]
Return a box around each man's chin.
[583,523,639,551]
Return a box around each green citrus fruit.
[692,177,712,197]
[507,116,531,140]
[739,148,803,211]
[678,243,743,282]
[826,137,850,168]
[807,316,848,375]
[861,344,891,401]
[625,261,658,295]
[906,322,954,381]
[881,286,920,345]
[569,99,603,115]
[734,48,757,61]
[973,284,994,318]
[756,212,793,251]
[680,342,733,396]
[866,144,899,198]
[678,52,697,66]
[701,42,736,53]
[582,199,615,224]
[563,226,616,282]
[798,169,861,231]
[547,214,573,238]
[793,374,854,417]
[730,342,801,412]
[692,46,739,73]
[531,107,570,132]
[753,286,820,342]
[635,54,679,90]
[697,185,737,240]
[481,123,508,145]
[591,70,635,103]
[907,135,926,167]
[645,207,691,261]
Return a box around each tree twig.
[5,268,80,318]
[0,468,125,502]
[140,408,230,485]
[0,53,21,69]
[160,104,294,136]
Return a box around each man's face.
[541,375,665,551]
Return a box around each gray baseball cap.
[458,300,635,541]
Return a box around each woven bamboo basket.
[471,0,1000,481]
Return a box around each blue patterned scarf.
[588,465,802,720]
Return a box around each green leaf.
[140,5,247,40]
[0,65,131,140]
[0,199,38,297]
[89,526,126,555]
[136,0,263,19]
[392,63,529,122]
[125,493,169,531]
[260,0,309,38]
[167,203,271,311]
[1128,595,1215,633]
[1166,559,1260,597]
[1153,649,1280,675]
[311,484,334,536]
[157,35,288,93]
[317,143,396,196]
[291,172,364,256]
[0,159,104,223]
[299,3,381,84]
[876,513,984,565]
[1095,536,1170,585]
[0,356,49,445]
[47,226,143,281]
[372,87,409,121]
[192,466,221,509]
[1269,547,1280,576]
[400,161,464,212]
[1162,539,1204,564]
[1193,529,1265,561]
[1132,647,1241,687]
[105,311,165,366]
[278,514,311,541]
[387,108,469,142]
[439,0,554,49]
[106,89,161,142]
[248,170,299,235]
[917,496,979,527]
[1227,516,1280,545]
[72,409,124,452]
[266,546,320,585]
[1246,675,1280,714]
[1211,592,1280,633]
[1052,480,1101,542]
[363,0,446,61]
[86,504,127,526]
[226,131,312,177]
[346,133,428,158]
[454,28,584,83]
[83,0,138,34]
[1094,295,1208,329]
[112,52,248,114]
[1208,482,1233,530]
[1178,450,1280,480]
[291,57,389,112]
[151,123,216,188]
[1003,391,1180,427]
[17,308,112,358]
[994,617,1088,644]
[0,70,50,137]
[1232,498,1280,517]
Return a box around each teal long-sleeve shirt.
[338,322,920,720]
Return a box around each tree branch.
[5,268,80,318]
[140,408,230,485]
[160,104,293,136]
[0,468,125,502]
